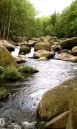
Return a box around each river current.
[0,58,77,127]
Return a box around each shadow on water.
[0,58,77,125]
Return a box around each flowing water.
[0,58,77,128]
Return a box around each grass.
[18,65,39,74]
[2,67,22,82]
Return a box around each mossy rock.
[37,77,77,122]
[0,46,16,68]
[34,42,51,51]
[60,37,77,49]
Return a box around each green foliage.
[18,65,39,74]
[36,121,45,129]
[2,67,22,81]
[0,0,36,38]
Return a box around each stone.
[37,77,77,129]
[72,46,77,56]
[34,42,51,51]
[34,50,54,59]
[19,45,30,54]
[0,40,15,51]
[55,53,77,62]
[0,46,16,67]
[37,57,47,61]
[14,55,26,64]
[45,111,69,129]
[28,40,37,47]
[11,35,28,43]
[51,45,61,52]
[60,37,77,49]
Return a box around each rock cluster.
[37,77,77,129]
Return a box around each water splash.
[11,46,20,57]
[26,47,34,58]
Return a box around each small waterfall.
[11,46,20,57]
[26,47,34,58]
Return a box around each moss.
[18,65,39,75]
[0,87,9,101]
[36,121,45,129]
[2,67,22,82]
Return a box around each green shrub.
[18,65,39,74]
[2,67,22,81]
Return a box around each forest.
[0,0,77,39]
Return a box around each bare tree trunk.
[7,14,11,39]
[2,24,6,39]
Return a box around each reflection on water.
[0,59,77,123]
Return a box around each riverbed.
[0,58,77,128]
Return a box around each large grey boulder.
[60,37,77,49]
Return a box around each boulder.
[28,40,37,47]
[45,111,69,129]
[72,46,77,56]
[11,35,28,43]
[55,53,77,62]
[19,45,30,54]
[0,46,16,67]
[66,91,77,129]
[60,37,77,49]
[37,57,47,61]
[14,55,26,64]
[37,77,77,129]
[34,50,54,59]
[51,45,61,52]
[34,42,51,51]
[0,40,15,51]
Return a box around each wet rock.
[19,46,30,54]
[34,50,54,59]
[72,46,77,56]
[60,37,77,49]
[0,40,15,51]
[34,42,51,51]
[55,53,77,62]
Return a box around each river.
[0,58,77,128]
